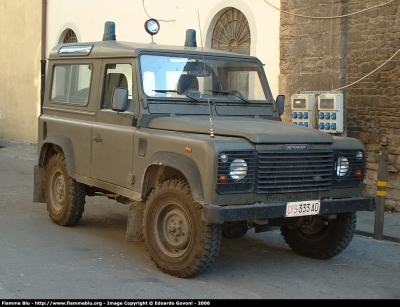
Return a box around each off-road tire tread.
[280,212,356,259]
[144,179,221,278]
[46,153,86,226]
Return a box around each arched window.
[212,8,251,55]
[63,30,78,43]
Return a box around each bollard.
[373,142,388,240]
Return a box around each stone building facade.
[279,0,400,212]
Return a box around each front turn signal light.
[355,169,363,178]
[218,175,228,183]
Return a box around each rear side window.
[51,64,92,106]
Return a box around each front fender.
[145,152,204,202]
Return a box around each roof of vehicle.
[48,40,260,60]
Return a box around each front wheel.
[280,212,356,259]
[144,179,221,278]
[45,153,86,226]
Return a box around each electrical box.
[291,94,316,128]
[318,93,343,133]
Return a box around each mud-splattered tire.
[144,179,221,278]
[45,153,86,226]
[280,212,356,259]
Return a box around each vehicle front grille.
[263,192,318,202]
[256,150,334,193]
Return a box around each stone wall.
[279,0,348,122]
[346,0,400,212]
[280,0,400,212]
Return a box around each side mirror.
[112,87,128,112]
[276,95,285,115]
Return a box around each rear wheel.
[45,153,86,226]
[144,179,221,278]
[280,212,356,259]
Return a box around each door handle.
[92,136,102,142]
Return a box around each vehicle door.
[90,60,138,189]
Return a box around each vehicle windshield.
[139,54,270,102]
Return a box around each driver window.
[102,63,135,111]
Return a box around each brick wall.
[280,0,400,212]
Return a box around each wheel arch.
[39,134,76,179]
[142,152,204,203]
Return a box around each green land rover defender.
[33,21,375,278]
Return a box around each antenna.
[197,10,214,138]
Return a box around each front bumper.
[202,196,375,224]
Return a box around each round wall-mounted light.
[144,19,160,35]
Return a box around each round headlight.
[144,19,160,35]
[229,159,248,181]
[337,157,349,177]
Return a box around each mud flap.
[33,165,46,203]
[126,201,145,242]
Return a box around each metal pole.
[373,142,388,240]
[40,0,47,114]
[40,60,46,110]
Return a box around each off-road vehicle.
[34,21,375,278]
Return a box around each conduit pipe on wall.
[40,0,47,111]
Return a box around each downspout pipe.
[40,0,47,113]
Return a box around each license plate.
[285,200,321,217]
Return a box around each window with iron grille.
[63,30,78,43]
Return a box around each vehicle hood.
[147,116,333,144]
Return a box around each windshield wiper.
[207,90,250,104]
[152,90,200,103]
